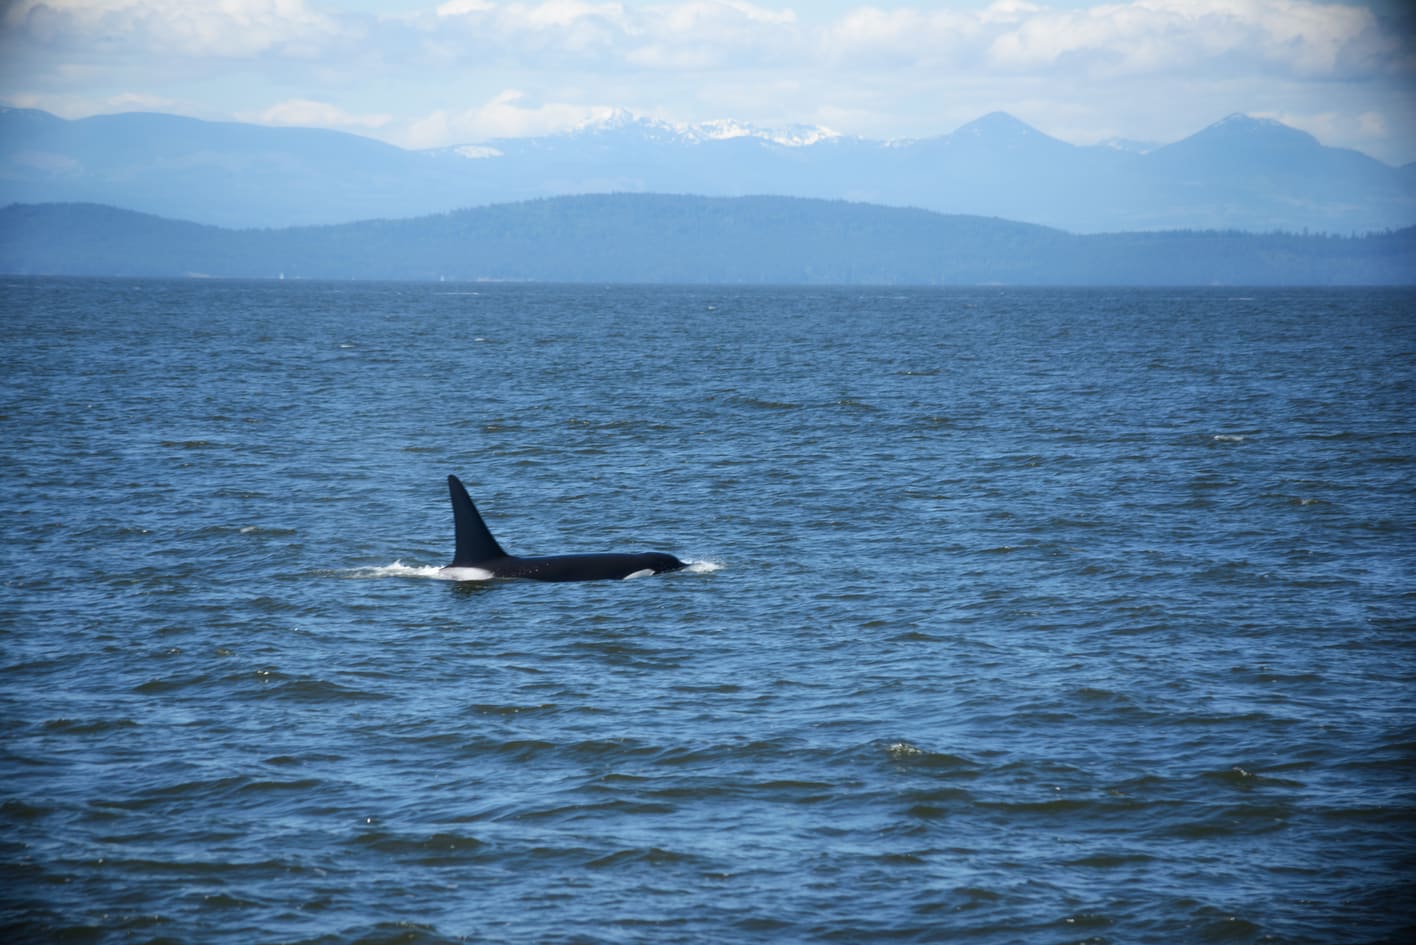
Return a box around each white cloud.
[653,0,796,31]
[811,0,1400,81]
[1256,106,1400,155]
[1357,111,1388,138]
[1,87,186,117]
[514,1,626,30]
[436,0,493,13]
[434,0,628,34]
[422,0,637,64]
[980,1,1048,26]
[248,98,393,130]
[623,0,799,69]
[103,90,181,110]
[821,6,978,67]
[400,89,617,147]
[2,1,1413,161]
[7,1,1406,78]
[424,0,806,68]
[1,0,345,58]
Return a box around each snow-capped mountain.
[544,109,843,147]
[1,107,1410,234]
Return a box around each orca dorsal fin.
[447,475,509,565]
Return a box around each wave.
[345,561,492,581]
[346,559,723,581]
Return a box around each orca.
[441,475,687,582]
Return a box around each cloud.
[401,89,617,147]
[805,0,1407,82]
[980,0,1395,80]
[435,0,494,13]
[2,1,1413,161]
[625,1,799,69]
[7,1,1409,81]
[430,0,633,58]
[0,87,179,117]
[1,0,346,59]
[247,98,393,131]
[652,0,796,33]
[820,6,979,68]
[424,0,803,68]
[1256,106,1399,154]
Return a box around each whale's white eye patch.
[623,569,655,580]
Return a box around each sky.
[1,0,1414,163]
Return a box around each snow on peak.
[571,109,839,147]
[691,118,841,146]
[454,144,503,159]
[579,107,642,131]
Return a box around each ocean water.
[2,278,1413,944]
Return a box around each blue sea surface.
[2,279,1414,944]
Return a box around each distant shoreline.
[3,195,1413,286]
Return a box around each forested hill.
[2,195,1413,285]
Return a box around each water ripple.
[3,281,1413,945]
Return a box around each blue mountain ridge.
[0,107,1411,234]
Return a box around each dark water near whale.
[2,278,1414,944]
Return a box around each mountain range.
[2,107,1412,235]
[3,196,1411,285]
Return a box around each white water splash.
[350,559,721,581]
[684,560,723,574]
[348,561,493,581]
